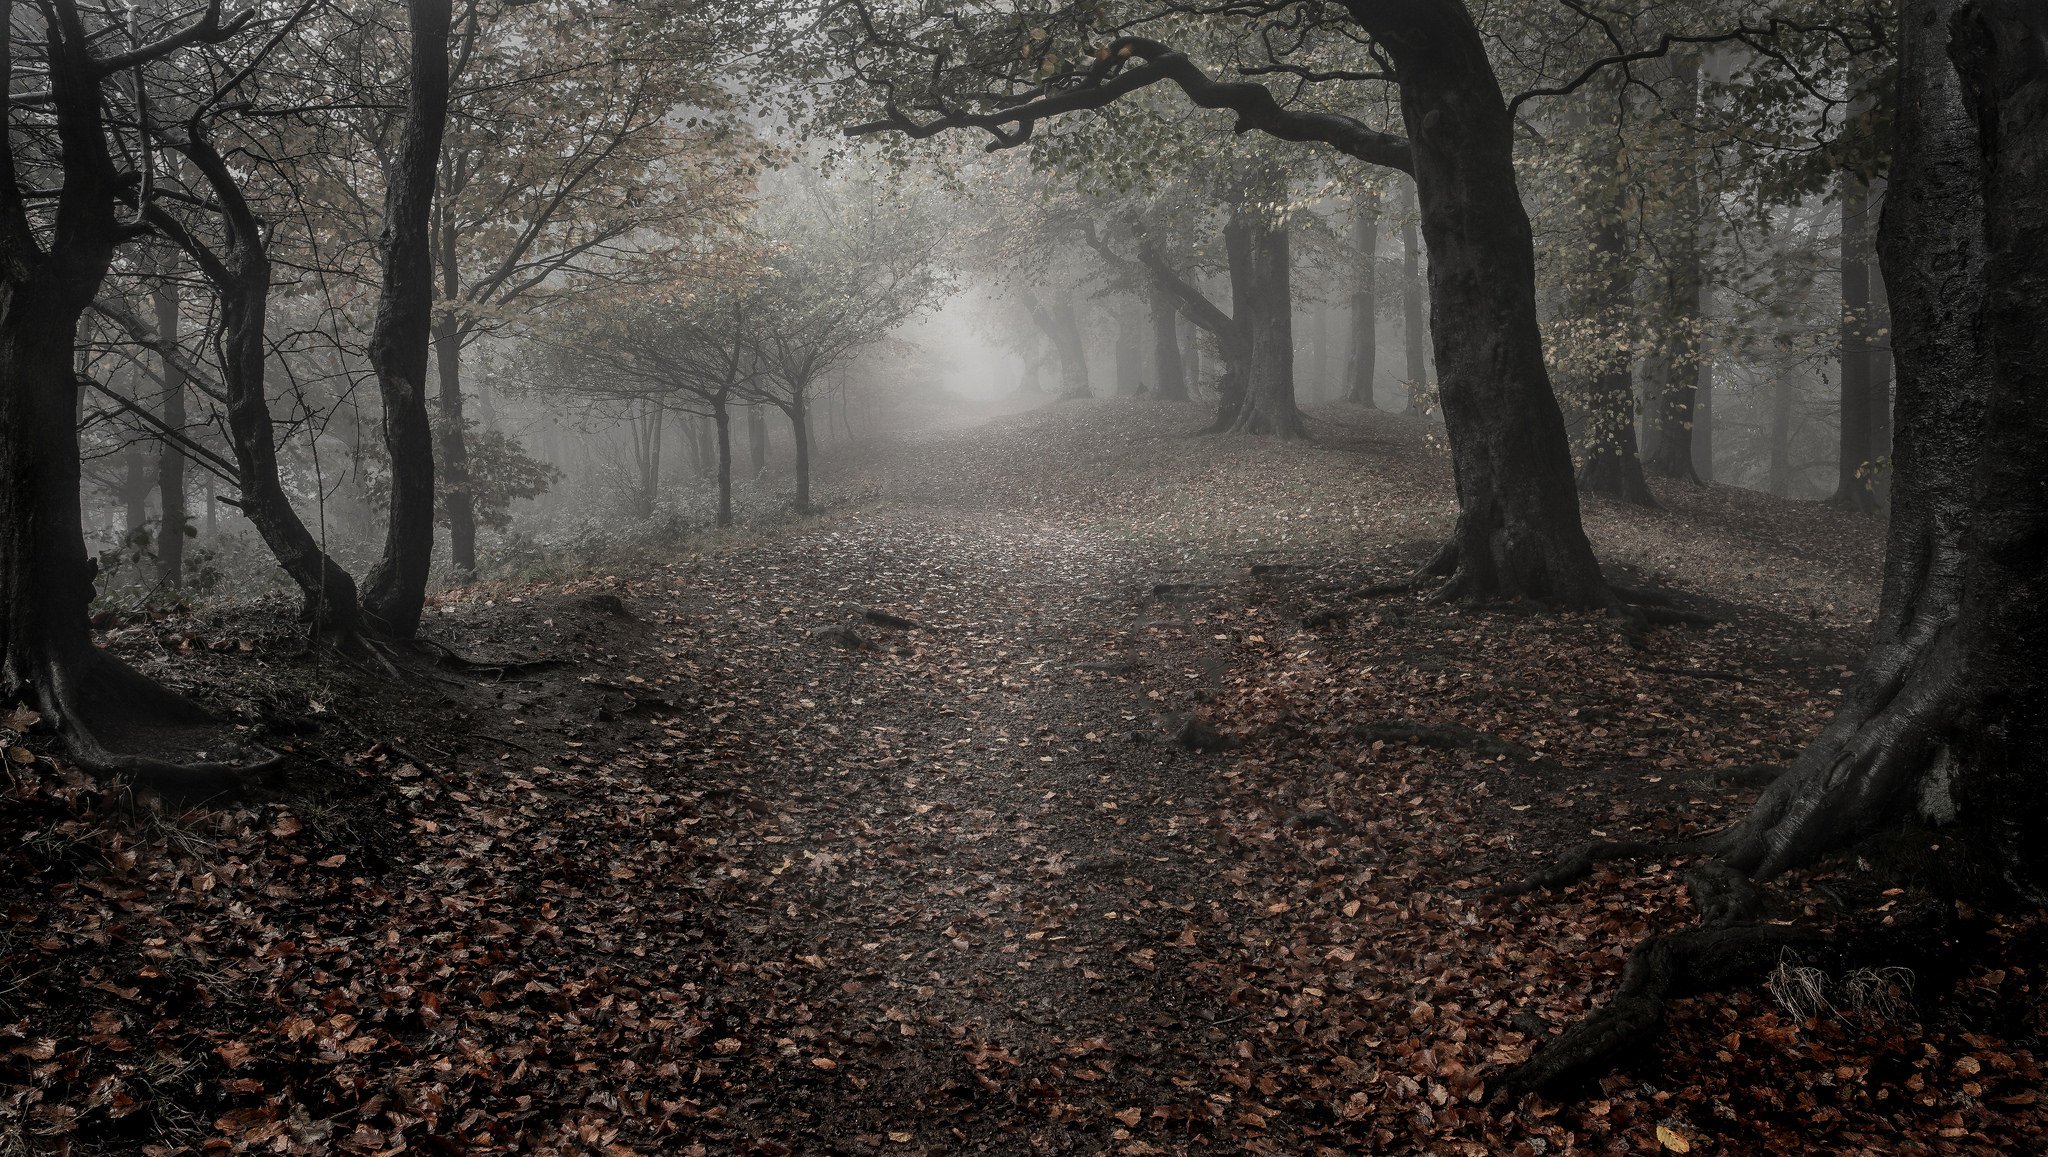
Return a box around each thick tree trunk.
[1181,314,1202,390]
[1224,215,1306,438]
[433,312,478,573]
[1720,0,2005,882]
[1345,193,1380,407]
[1641,52,1705,483]
[1943,0,2048,892]
[1362,6,1607,606]
[713,401,733,527]
[1148,281,1187,400]
[1830,168,1884,514]
[1398,186,1428,414]
[153,277,186,588]
[362,0,453,639]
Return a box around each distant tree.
[742,183,949,513]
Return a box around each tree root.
[1351,720,1534,762]
[407,637,568,679]
[1496,883,1954,1099]
[1486,837,1710,897]
[37,647,282,798]
[857,606,925,630]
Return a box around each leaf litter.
[2,401,2042,1155]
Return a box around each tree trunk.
[1114,298,1144,396]
[433,313,477,574]
[1201,209,1258,431]
[189,187,366,637]
[1768,373,1796,496]
[1720,0,2017,884]
[1363,6,1607,606]
[1148,281,1187,400]
[0,12,255,778]
[1831,166,1884,514]
[788,398,813,514]
[1345,193,1380,407]
[1641,52,1705,483]
[1307,299,1329,402]
[1048,296,1091,399]
[748,404,768,475]
[1398,184,1428,414]
[121,443,150,539]
[713,401,733,527]
[1224,213,1306,438]
[362,0,453,639]
[1181,313,1202,391]
[1574,206,1657,507]
[153,276,186,588]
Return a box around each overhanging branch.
[847,36,1412,174]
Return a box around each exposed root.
[1171,714,1236,753]
[1350,720,1533,762]
[1486,837,1706,898]
[38,647,282,798]
[857,606,924,630]
[408,637,569,678]
[1496,892,1953,1099]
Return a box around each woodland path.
[12,403,2044,1157]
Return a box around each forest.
[0,0,2044,1153]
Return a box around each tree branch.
[847,36,1412,174]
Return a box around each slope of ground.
[3,400,2041,1156]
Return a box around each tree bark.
[362,0,453,639]
[1345,193,1380,407]
[1719,0,2005,883]
[1148,280,1187,400]
[1830,167,1884,513]
[1360,5,1607,606]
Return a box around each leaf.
[1,705,39,732]
[1656,1124,1693,1153]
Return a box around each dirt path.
[10,402,2044,1157]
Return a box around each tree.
[837,6,1609,604]
[360,0,451,640]
[742,179,947,513]
[0,0,267,777]
[1341,193,1380,407]
[424,0,746,572]
[1505,0,2048,1094]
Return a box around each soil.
[3,401,2042,1156]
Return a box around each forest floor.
[5,400,2045,1157]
